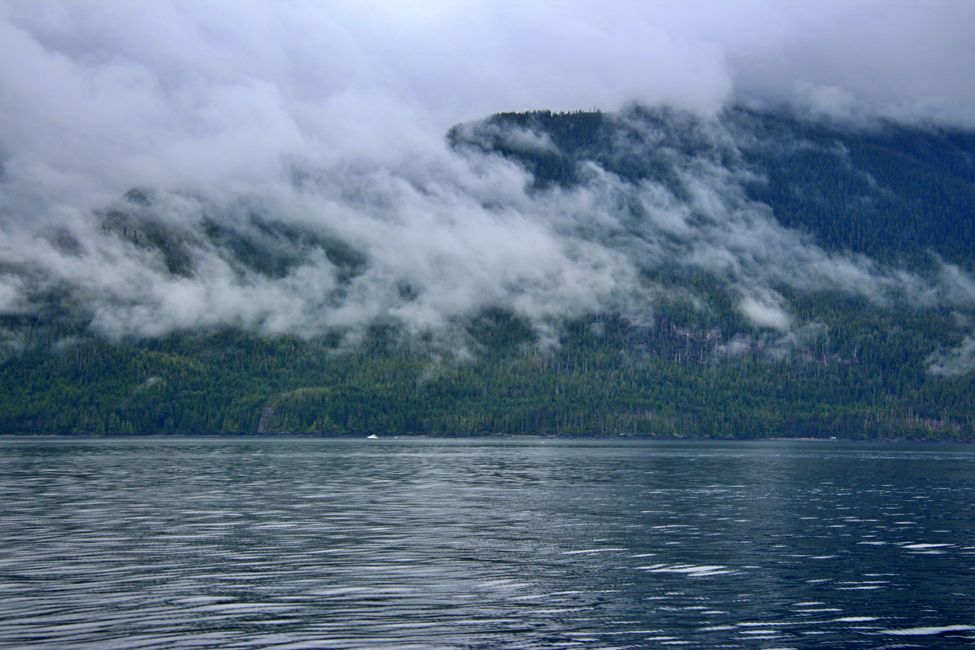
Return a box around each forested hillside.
[450,107,975,266]
[2,106,974,438]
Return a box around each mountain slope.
[1,106,974,438]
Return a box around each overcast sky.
[2,0,974,215]
[1,1,974,353]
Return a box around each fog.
[1,1,974,351]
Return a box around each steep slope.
[451,107,975,267]
[1,106,974,438]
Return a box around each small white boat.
[367,434,378,439]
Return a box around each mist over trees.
[2,107,974,439]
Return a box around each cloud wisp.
[1,1,974,354]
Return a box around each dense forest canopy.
[2,106,974,438]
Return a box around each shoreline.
[1,432,972,444]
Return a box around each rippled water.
[2,437,975,648]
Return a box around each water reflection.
[1,438,974,647]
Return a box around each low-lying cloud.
[1,1,974,360]
[928,336,975,377]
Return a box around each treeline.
[1,301,972,439]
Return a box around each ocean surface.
[1,437,974,648]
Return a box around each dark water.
[2,438,975,648]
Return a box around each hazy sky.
[1,1,974,356]
[3,0,974,213]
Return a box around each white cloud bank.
[0,1,974,348]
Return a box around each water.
[2,437,974,648]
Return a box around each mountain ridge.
[1,105,973,438]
